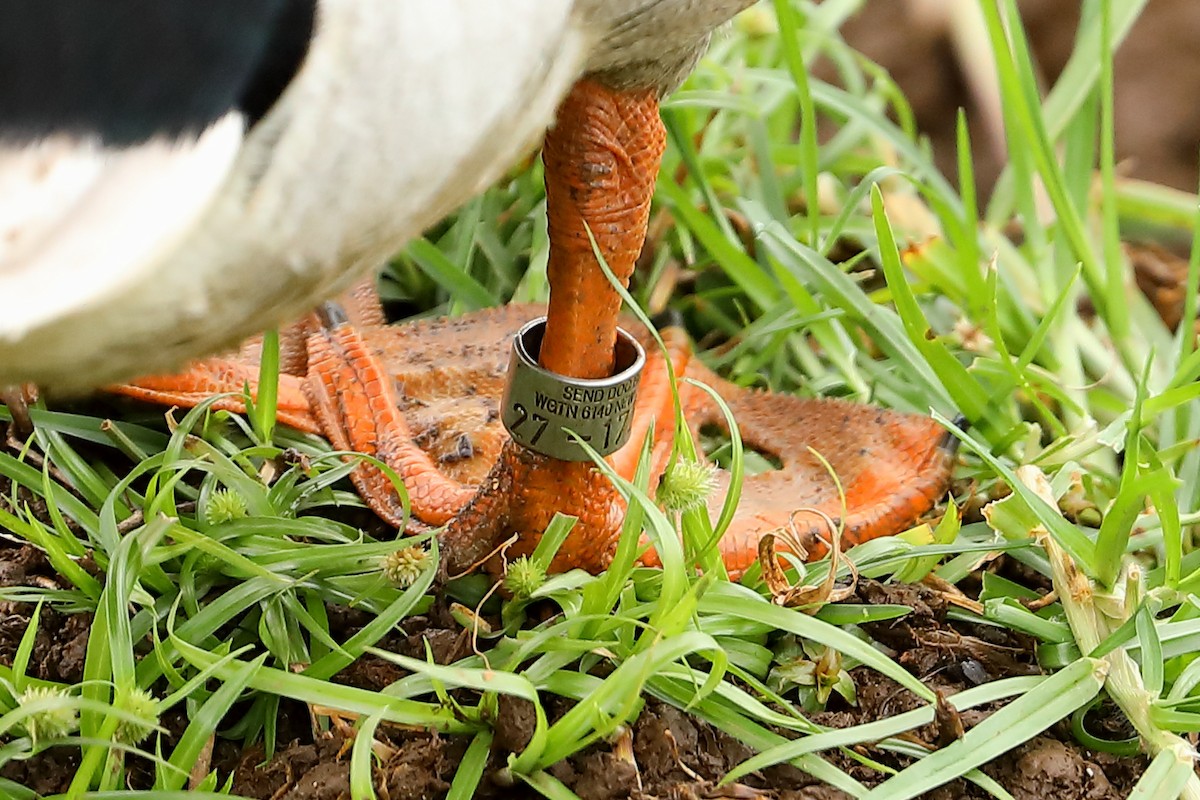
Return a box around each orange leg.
[538,79,664,377]
[438,79,669,576]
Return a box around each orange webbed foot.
[110,358,318,434]
[303,305,476,528]
[664,360,959,579]
[108,301,958,582]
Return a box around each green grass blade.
[446,731,493,800]
[160,655,264,791]
[349,710,384,800]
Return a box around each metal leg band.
[501,317,645,461]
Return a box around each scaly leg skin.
[438,79,669,576]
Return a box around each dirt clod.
[995,737,1118,800]
[494,694,538,753]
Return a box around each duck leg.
[438,79,669,575]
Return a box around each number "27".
[509,403,549,445]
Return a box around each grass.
[2,0,1200,797]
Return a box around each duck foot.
[109,78,960,581]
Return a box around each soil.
[0,539,1150,800]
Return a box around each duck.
[0,0,756,394]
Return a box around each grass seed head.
[504,556,547,599]
[115,688,159,744]
[205,487,249,525]
[382,545,431,587]
[657,458,718,513]
[17,685,78,743]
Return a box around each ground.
[0,541,1148,799]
